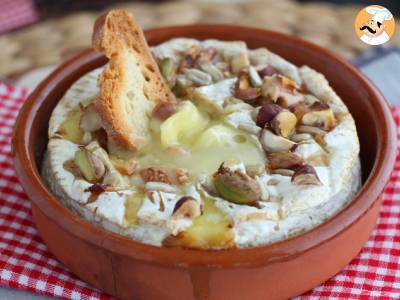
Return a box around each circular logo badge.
[354,5,395,46]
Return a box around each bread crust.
[92,10,174,151]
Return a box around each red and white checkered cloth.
[0,0,39,34]
[0,81,399,299]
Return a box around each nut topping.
[213,164,261,204]
[291,133,313,143]
[268,152,304,170]
[178,46,219,73]
[257,66,278,78]
[271,169,295,177]
[85,183,115,203]
[238,123,262,135]
[140,167,189,185]
[234,71,261,102]
[178,45,201,71]
[74,148,106,183]
[184,68,212,86]
[197,47,219,65]
[292,102,310,120]
[248,65,263,87]
[256,103,282,127]
[152,102,177,121]
[172,196,201,220]
[110,156,136,176]
[230,52,250,74]
[199,63,224,82]
[85,183,114,194]
[172,76,191,98]
[301,102,336,131]
[260,129,297,153]
[63,160,81,177]
[271,110,297,138]
[245,164,265,177]
[291,165,321,185]
[140,167,171,184]
[261,75,304,108]
[296,125,327,136]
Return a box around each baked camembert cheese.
[42,10,361,249]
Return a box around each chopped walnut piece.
[140,167,189,185]
[140,167,171,184]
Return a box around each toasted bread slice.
[92,9,174,151]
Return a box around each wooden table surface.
[1,0,399,77]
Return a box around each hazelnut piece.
[234,71,261,102]
[172,196,201,220]
[291,165,321,185]
[268,152,304,170]
[152,102,177,121]
[257,66,278,78]
[301,102,336,131]
[261,75,304,108]
[256,103,282,127]
[292,102,310,120]
[271,110,297,138]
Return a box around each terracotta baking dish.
[12,25,396,300]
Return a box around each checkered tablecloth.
[0,0,38,34]
[0,81,399,299]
